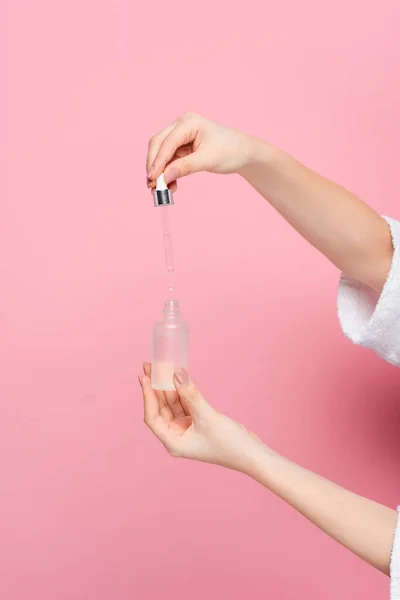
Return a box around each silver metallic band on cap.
[153,189,174,207]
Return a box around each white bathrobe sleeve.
[337,217,400,367]
[391,508,400,599]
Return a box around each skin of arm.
[239,141,393,291]
[249,445,397,575]
[139,365,398,577]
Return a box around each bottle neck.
[163,299,180,321]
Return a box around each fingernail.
[143,362,151,375]
[147,167,154,179]
[175,368,190,386]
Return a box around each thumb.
[174,369,214,420]
[164,155,200,184]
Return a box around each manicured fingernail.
[147,167,154,179]
[175,368,190,386]
[143,362,151,375]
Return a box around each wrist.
[238,137,279,179]
[241,438,280,483]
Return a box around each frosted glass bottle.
[151,299,189,391]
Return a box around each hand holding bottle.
[139,363,266,473]
[139,362,397,576]
[146,113,263,191]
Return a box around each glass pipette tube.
[159,205,174,293]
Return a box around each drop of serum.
[168,266,174,295]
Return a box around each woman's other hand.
[139,363,267,474]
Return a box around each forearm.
[240,142,393,291]
[248,446,397,575]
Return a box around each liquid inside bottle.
[151,299,189,391]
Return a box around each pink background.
[2,1,400,598]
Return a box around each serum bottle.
[151,299,188,391]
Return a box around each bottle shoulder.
[154,319,188,332]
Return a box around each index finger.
[150,121,197,181]
[147,121,177,176]
[140,374,160,425]
[140,375,172,446]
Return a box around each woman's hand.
[146,113,392,291]
[146,113,263,191]
[139,363,267,473]
[140,363,397,576]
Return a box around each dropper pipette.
[153,174,175,292]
